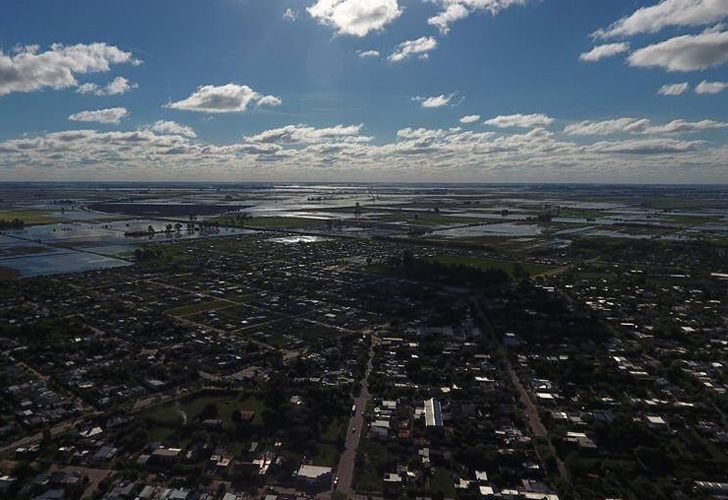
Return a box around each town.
[1,183,728,499]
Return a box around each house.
[0,475,17,493]
[371,419,390,440]
[504,332,522,348]
[695,481,728,494]
[92,444,117,463]
[296,465,332,487]
[150,446,183,464]
[424,398,443,428]
[33,489,65,500]
[645,415,667,428]
[479,485,495,497]
[383,472,403,495]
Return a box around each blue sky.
[2,0,728,182]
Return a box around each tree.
[200,402,219,421]
[512,263,530,280]
[41,428,52,447]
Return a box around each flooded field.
[431,223,543,238]
[0,248,132,277]
[3,182,728,278]
[0,219,251,278]
[268,235,331,244]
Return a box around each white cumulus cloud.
[565,117,728,135]
[657,82,690,95]
[413,94,455,108]
[307,0,402,37]
[245,124,370,144]
[460,114,481,124]
[167,84,282,113]
[283,8,297,21]
[695,80,728,93]
[594,0,728,40]
[77,76,137,96]
[428,0,530,34]
[588,138,704,154]
[357,50,380,58]
[3,119,727,181]
[628,30,728,71]
[579,43,630,62]
[68,107,129,124]
[148,120,197,138]
[484,113,554,128]
[388,36,437,62]
[0,43,139,96]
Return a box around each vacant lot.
[428,254,557,277]
[0,210,60,225]
[166,299,231,317]
[0,266,20,281]
[143,391,266,429]
[217,216,324,229]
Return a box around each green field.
[217,216,324,229]
[430,467,456,496]
[354,438,396,492]
[411,215,496,226]
[662,214,722,226]
[382,213,496,227]
[0,209,60,225]
[166,299,231,317]
[320,418,346,443]
[313,443,340,467]
[142,392,266,430]
[428,254,557,277]
[0,266,20,281]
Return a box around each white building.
[424,398,443,428]
[296,465,332,486]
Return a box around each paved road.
[471,298,570,483]
[335,335,376,497]
[0,417,84,455]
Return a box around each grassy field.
[320,418,346,443]
[217,216,324,229]
[382,213,496,227]
[0,266,20,281]
[143,392,266,429]
[166,299,231,317]
[354,438,396,492]
[314,443,340,467]
[145,425,176,443]
[410,214,496,226]
[428,254,557,277]
[547,208,607,219]
[662,214,722,226]
[0,209,60,225]
[638,196,727,210]
[430,467,456,496]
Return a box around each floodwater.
[431,223,543,238]
[3,220,248,247]
[0,244,131,277]
[0,220,250,278]
[268,235,330,244]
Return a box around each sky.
[2,0,728,183]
